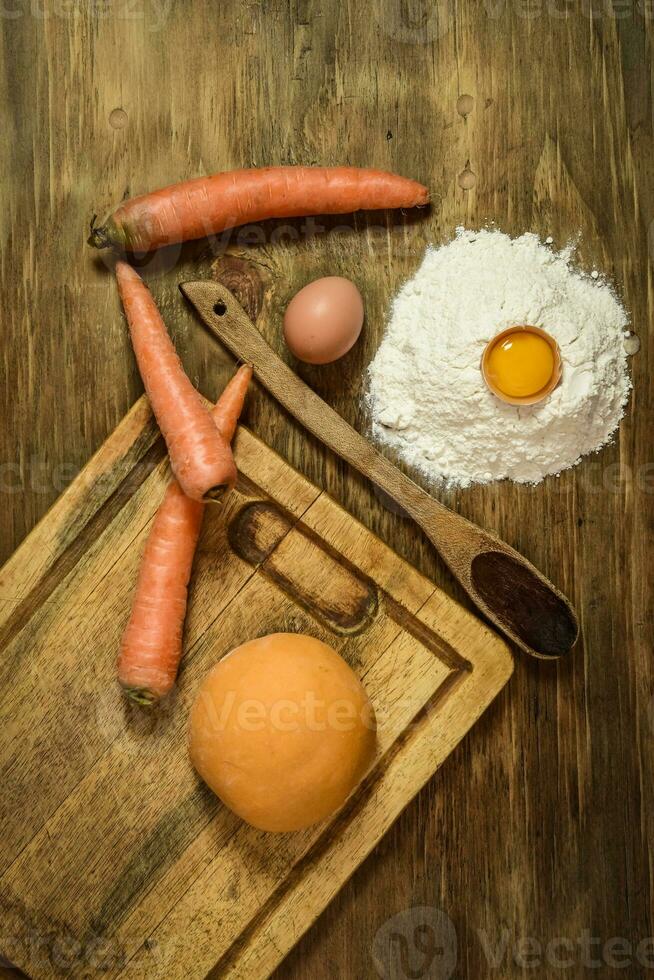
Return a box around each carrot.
[89,166,429,252]
[117,481,204,706]
[116,260,237,502]
[209,362,253,443]
[118,364,253,705]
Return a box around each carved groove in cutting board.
[228,501,469,669]
[229,501,379,635]
[382,594,471,673]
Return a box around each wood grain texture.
[0,415,512,978]
[0,1,652,977]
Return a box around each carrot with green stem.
[116,260,236,502]
[118,364,253,705]
[89,166,429,253]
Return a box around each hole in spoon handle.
[470,551,579,658]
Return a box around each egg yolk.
[486,332,555,398]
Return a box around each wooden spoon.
[180,280,579,660]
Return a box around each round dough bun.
[188,633,376,832]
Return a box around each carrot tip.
[203,483,232,503]
[122,685,160,707]
[88,224,114,250]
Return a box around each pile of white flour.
[367,228,631,486]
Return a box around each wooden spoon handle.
[180,279,579,660]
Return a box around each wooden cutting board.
[0,397,513,980]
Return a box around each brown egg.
[188,633,377,833]
[283,276,364,364]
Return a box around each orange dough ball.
[188,633,376,832]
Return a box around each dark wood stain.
[85,788,221,941]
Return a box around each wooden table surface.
[1,3,652,978]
